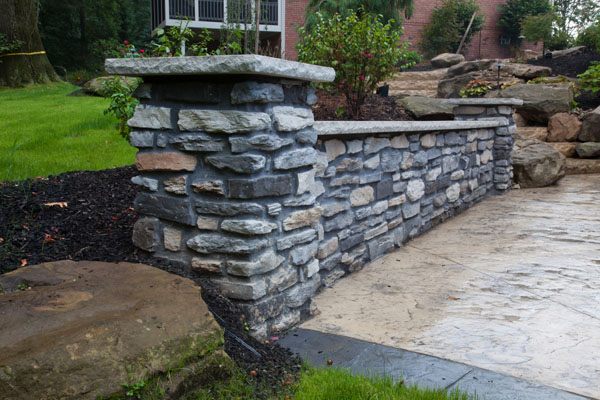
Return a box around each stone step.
[518,127,548,141]
[392,69,448,82]
[566,158,600,175]
[546,142,576,157]
[389,89,438,97]
[389,80,440,90]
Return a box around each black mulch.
[0,166,301,398]
[528,49,600,110]
[312,90,414,121]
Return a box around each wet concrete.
[301,174,600,399]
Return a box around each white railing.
[152,0,281,32]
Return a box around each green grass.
[294,367,478,400]
[0,82,136,182]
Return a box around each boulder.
[512,133,566,187]
[546,142,577,157]
[437,71,480,98]
[566,158,600,175]
[513,113,528,127]
[0,260,231,400]
[547,112,581,142]
[503,63,551,80]
[578,106,600,142]
[396,96,455,120]
[431,53,465,68]
[549,46,586,59]
[444,59,497,79]
[83,76,139,97]
[575,142,600,158]
[498,84,574,124]
[517,126,548,141]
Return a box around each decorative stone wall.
[106,56,520,340]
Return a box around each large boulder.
[498,84,574,124]
[0,260,231,400]
[503,63,551,80]
[512,133,566,187]
[397,96,455,120]
[575,142,600,158]
[83,76,139,96]
[578,106,600,142]
[437,59,521,98]
[444,59,497,79]
[547,112,581,142]
[549,46,586,59]
[546,142,577,158]
[431,53,465,68]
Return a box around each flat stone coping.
[441,98,524,106]
[315,118,508,136]
[105,55,335,83]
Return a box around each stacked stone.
[313,128,497,285]
[127,76,326,338]
[452,102,518,191]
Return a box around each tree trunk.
[0,0,59,87]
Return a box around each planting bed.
[0,166,301,398]
[312,90,415,121]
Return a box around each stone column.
[450,99,522,192]
[106,55,334,339]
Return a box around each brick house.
[152,0,541,61]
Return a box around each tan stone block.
[191,258,222,274]
[283,207,323,231]
[136,152,197,172]
[163,227,182,251]
[164,175,187,195]
[547,142,576,158]
[317,237,339,259]
[197,217,219,231]
[547,113,581,142]
[350,187,374,207]
[191,180,224,195]
[325,139,346,162]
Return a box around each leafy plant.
[576,18,600,52]
[122,380,146,399]
[419,0,485,58]
[297,9,414,118]
[498,0,552,46]
[151,21,212,57]
[0,33,23,64]
[459,79,492,98]
[578,62,600,94]
[102,76,141,140]
[404,50,422,66]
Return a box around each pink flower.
[359,75,365,81]
[121,50,125,53]
[168,52,172,56]
[124,40,128,44]
[140,49,145,54]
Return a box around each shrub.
[404,50,423,66]
[459,79,491,97]
[419,0,484,58]
[102,76,141,140]
[576,19,600,52]
[297,9,414,118]
[578,62,600,95]
[498,0,552,46]
[520,11,561,53]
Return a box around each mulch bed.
[527,49,600,110]
[0,166,300,398]
[312,90,414,121]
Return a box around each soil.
[0,166,301,399]
[313,90,414,121]
[527,49,600,110]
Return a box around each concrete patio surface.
[297,174,600,399]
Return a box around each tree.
[520,11,558,54]
[553,0,600,38]
[304,0,415,32]
[419,0,485,58]
[0,0,59,87]
[498,0,552,46]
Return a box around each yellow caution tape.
[0,51,46,58]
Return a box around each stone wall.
[107,56,518,340]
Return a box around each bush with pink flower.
[297,9,414,117]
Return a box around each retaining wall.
[106,55,519,339]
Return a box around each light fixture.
[495,62,505,91]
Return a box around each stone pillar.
[106,55,334,339]
[450,99,522,192]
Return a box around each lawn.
[0,82,136,182]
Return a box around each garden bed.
[312,90,414,121]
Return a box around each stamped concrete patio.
[295,174,600,399]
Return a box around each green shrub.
[459,79,492,98]
[297,9,414,118]
[576,20,600,52]
[404,50,423,66]
[498,0,552,46]
[102,76,141,140]
[419,0,484,58]
[578,62,600,95]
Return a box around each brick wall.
[284,0,542,61]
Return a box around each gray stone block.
[229,134,293,153]
[230,81,284,104]
[276,229,317,250]
[169,133,226,152]
[187,233,268,254]
[296,128,318,145]
[376,179,393,200]
[360,173,382,185]
[320,252,342,271]
[340,233,364,252]
[127,105,172,129]
[290,241,318,265]
[206,154,266,173]
[272,106,314,132]
[381,150,401,172]
[285,278,320,308]
[221,219,278,235]
[130,130,154,147]
[131,175,158,192]
[274,148,317,170]
[413,151,428,167]
[226,250,285,277]
[228,175,292,199]
[132,217,160,252]
[324,212,354,233]
[237,293,284,325]
[195,200,263,216]
[215,276,267,300]
[402,201,420,219]
[135,192,195,225]
[368,234,394,259]
[178,109,271,134]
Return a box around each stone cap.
[440,98,524,106]
[315,119,508,136]
[105,55,335,83]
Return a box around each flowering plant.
[459,79,492,98]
